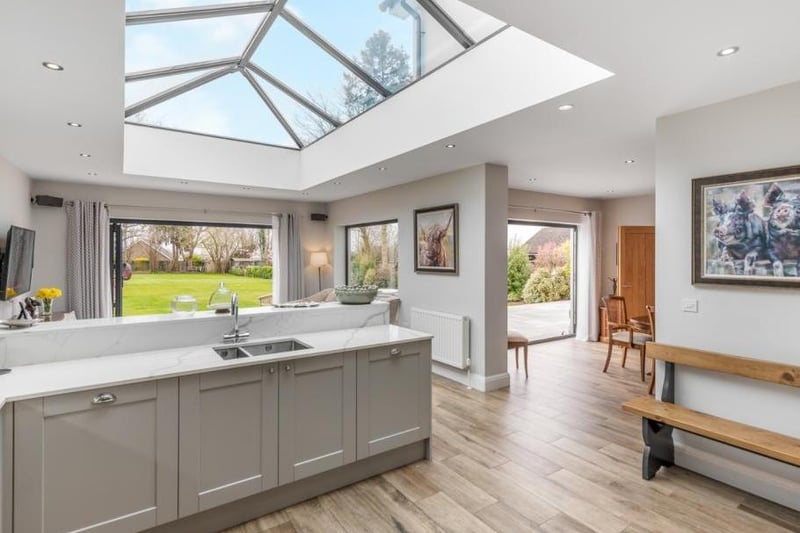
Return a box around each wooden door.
[356,342,431,460]
[618,226,655,319]
[278,352,356,485]
[14,380,179,533]
[178,364,278,516]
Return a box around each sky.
[508,223,541,246]
[123,0,503,146]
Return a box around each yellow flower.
[5,288,16,298]
[35,287,62,300]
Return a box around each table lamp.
[309,252,328,292]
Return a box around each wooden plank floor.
[223,340,800,533]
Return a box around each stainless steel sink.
[214,339,311,360]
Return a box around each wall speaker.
[310,213,328,222]
[32,195,64,207]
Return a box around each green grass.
[122,272,272,316]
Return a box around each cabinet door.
[278,353,356,484]
[14,380,179,533]
[357,342,432,459]
[178,364,278,516]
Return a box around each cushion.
[611,331,651,345]
[508,330,528,343]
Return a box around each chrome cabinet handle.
[92,393,117,405]
[285,365,292,372]
[390,348,402,356]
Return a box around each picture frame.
[692,164,800,288]
[414,203,458,274]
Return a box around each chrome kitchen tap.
[223,292,250,343]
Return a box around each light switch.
[681,298,698,313]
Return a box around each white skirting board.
[675,441,800,512]
[431,362,509,392]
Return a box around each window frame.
[344,219,399,288]
[110,218,272,317]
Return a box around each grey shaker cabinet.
[356,341,432,459]
[278,352,357,485]
[178,364,278,516]
[13,379,179,533]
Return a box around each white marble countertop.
[0,325,431,409]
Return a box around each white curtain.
[272,214,304,303]
[576,211,602,341]
[65,201,112,319]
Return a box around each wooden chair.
[508,330,530,378]
[602,296,651,381]
[646,305,656,395]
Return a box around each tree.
[342,30,411,117]
[507,241,532,302]
[533,241,569,272]
[294,30,411,140]
[202,227,246,274]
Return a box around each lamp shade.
[309,251,328,268]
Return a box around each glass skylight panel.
[127,72,297,147]
[125,13,263,72]
[435,0,506,42]
[251,17,385,123]
[250,73,335,145]
[125,69,221,107]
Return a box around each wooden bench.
[622,343,800,480]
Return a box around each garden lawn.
[122,272,272,316]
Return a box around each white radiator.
[410,308,470,369]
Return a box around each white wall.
[328,164,509,390]
[600,194,655,294]
[0,155,31,319]
[656,81,800,510]
[30,180,330,312]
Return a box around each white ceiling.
[1,1,800,201]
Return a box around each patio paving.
[508,300,572,341]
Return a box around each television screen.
[0,226,36,301]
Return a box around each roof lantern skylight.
[124,0,506,148]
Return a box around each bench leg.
[641,418,674,480]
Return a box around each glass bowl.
[171,295,198,316]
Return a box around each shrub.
[522,266,571,303]
[229,265,273,279]
[507,242,531,301]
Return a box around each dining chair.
[602,296,651,381]
[646,305,656,394]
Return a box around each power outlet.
[681,298,699,313]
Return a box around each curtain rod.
[103,203,281,218]
[508,204,591,216]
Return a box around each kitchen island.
[0,304,432,533]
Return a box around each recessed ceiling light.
[378,166,388,171]
[333,181,342,185]
[624,159,635,164]
[66,122,82,128]
[301,192,310,196]
[558,104,574,111]
[79,153,91,158]
[445,143,456,149]
[607,189,615,193]
[242,186,252,191]
[528,178,536,182]
[717,46,739,57]
[42,61,64,71]
[87,172,98,176]
[179,180,189,185]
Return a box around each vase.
[42,299,53,319]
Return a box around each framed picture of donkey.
[693,165,800,288]
[414,203,458,274]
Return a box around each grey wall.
[328,164,509,390]
[656,81,800,509]
[600,194,656,295]
[29,181,329,312]
[0,155,31,319]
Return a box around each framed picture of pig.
[693,164,800,288]
[414,204,458,274]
